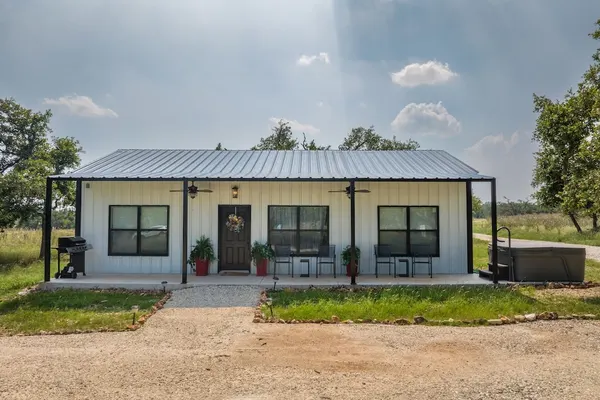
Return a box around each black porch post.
[182,179,189,284]
[491,178,498,284]
[75,180,82,236]
[43,178,53,282]
[466,181,474,274]
[349,180,357,285]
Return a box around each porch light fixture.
[188,184,199,199]
[232,185,239,199]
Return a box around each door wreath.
[226,214,245,233]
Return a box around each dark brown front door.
[218,205,251,271]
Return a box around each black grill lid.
[58,236,87,248]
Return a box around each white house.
[44,149,500,283]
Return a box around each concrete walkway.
[42,272,491,291]
[474,233,600,261]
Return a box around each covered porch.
[41,272,493,291]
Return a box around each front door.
[218,205,251,271]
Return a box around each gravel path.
[473,233,600,261]
[165,285,262,308]
[1,304,600,399]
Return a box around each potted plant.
[341,245,361,277]
[188,235,216,276]
[250,241,275,277]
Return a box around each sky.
[1,0,599,201]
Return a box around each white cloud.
[359,102,367,108]
[464,131,538,201]
[391,60,458,87]
[269,117,320,135]
[316,101,324,108]
[391,102,461,137]
[43,94,118,118]
[296,52,330,66]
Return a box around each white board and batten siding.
[80,181,468,275]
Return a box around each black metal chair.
[317,245,336,278]
[273,245,293,277]
[411,244,433,278]
[374,244,396,278]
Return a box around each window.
[109,205,169,256]
[268,206,329,255]
[378,206,439,257]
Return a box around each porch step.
[218,270,250,276]
[479,263,509,281]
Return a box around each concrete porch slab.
[41,273,494,291]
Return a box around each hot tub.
[487,241,586,282]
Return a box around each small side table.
[395,259,410,277]
[299,258,310,278]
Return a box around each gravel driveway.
[473,233,600,261]
[1,288,600,399]
[165,285,262,308]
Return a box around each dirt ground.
[1,307,600,400]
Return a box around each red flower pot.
[195,259,209,276]
[256,259,268,277]
[346,262,359,277]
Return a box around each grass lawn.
[265,286,600,323]
[0,229,166,336]
[474,215,600,246]
[0,289,164,335]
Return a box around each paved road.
[473,233,600,262]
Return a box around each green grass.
[0,229,71,300]
[0,229,73,266]
[0,229,165,336]
[0,260,48,300]
[0,289,163,335]
[265,286,600,323]
[473,239,489,271]
[474,214,600,246]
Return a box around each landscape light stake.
[131,305,139,325]
[273,276,279,290]
[161,281,168,293]
[266,297,274,319]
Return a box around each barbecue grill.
[54,236,93,278]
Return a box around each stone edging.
[252,289,598,326]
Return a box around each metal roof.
[51,149,493,181]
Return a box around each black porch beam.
[75,180,82,236]
[43,178,53,282]
[466,181,473,274]
[490,178,498,284]
[182,179,189,284]
[349,180,357,285]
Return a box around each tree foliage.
[251,120,299,150]
[531,20,600,232]
[247,122,417,152]
[0,98,82,229]
[472,194,483,218]
[338,126,419,150]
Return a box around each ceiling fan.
[329,185,371,198]
[170,181,212,199]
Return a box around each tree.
[472,194,483,218]
[532,20,600,233]
[301,133,330,150]
[0,98,82,256]
[215,143,227,150]
[531,89,596,233]
[251,120,298,150]
[338,126,419,150]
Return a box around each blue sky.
[1,0,599,200]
